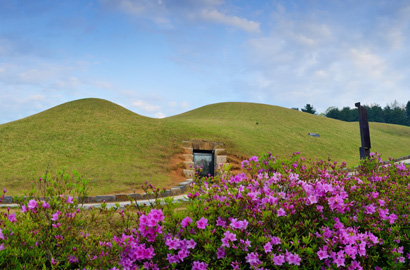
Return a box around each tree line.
[324,100,410,126]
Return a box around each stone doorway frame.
[182,140,229,180]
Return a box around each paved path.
[81,194,190,209]
[400,159,410,164]
[1,194,190,209]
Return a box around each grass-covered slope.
[0,98,409,195]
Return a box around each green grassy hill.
[1,98,409,195]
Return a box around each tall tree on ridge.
[301,104,317,115]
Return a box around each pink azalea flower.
[67,195,74,204]
[286,251,301,265]
[166,254,180,264]
[181,216,192,228]
[149,209,164,222]
[139,215,149,226]
[389,213,398,224]
[196,217,208,229]
[178,249,190,261]
[42,201,50,209]
[364,203,376,214]
[187,239,196,249]
[245,252,261,266]
[192,261,208,270]
[277,208,286,217]
[216,216,227,227]
[51,211,59,221]
[344,245,357,259]
[349,260,361,270]
[223,230,237,242]
[221,237,230,248]
[264,242,272,253]
[270,236,281,245]
[165,237,180,250]
[317,248,329,260]
[27,199,38,210]
[272,253,285,265]
[333,255,345,267]
[216,247,226,259]
[0,228,4,240]
[7,213,16,223]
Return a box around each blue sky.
[1,0,409,124]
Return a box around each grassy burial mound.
[0,98,409,196]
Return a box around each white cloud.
[199,9,260,33]
[349,48,385,78]
[100,0,261,33]
[155,112,166,118]
[132,100,161,112]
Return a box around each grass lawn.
[0,98,409,196]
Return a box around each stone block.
[178,180,193,186]
[171,187,182,195]
[183,169,195,178]
[95,195,115,203]
[2,196,13,204]
[162,190,172,197]
[78,196,96,203]
[183,154,193,161]
[127,193,142,201]
[217,155,227,163]
[214,149,225,155]
[115,194,129,202]
[183,147,193,154]
[142,193,155,200]
[184,161,194,169]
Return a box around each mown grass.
[0,98,409,196]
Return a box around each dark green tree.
[366,104,384,123]
[325,107,341,120]
[384,105,392,124]
[386,100,406,125]
[301,104,317,115]
[339,107,357,122]
[406,101,410,126]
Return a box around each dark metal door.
[193,151,214,178]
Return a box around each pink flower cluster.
[315,217,379,268]
[138,209,164,242]
[165,237,196,264]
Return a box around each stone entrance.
[193,150,214,177]
[182,140,228,179]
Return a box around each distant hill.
[1,98,409,195]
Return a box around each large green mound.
[1,98,409,195]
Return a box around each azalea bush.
[0,152,409,269]
[0,169,122,269]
